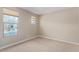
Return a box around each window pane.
[3,15,18,23]
[4,24,17,36]
[31,16,36,24]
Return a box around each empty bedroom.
[0,7,79,52]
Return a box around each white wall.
[0,7,39,47]
[0,7,78,48]
[40,8,79,43]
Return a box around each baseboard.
[1,35,79,51]
[39,35,79,45]
[0,35,39,50]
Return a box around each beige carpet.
[1,37,79,52]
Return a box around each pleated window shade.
[3,8,19,16]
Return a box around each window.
[3,15,18,36]
[3,8,19,36]
[31,16,37,24]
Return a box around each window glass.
[3,15,18,23]
[4,24,17,36]
[3,15,18,36]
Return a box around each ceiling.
[22,7,71,15]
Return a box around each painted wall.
[0,7,39,47]
[40,8,79,43]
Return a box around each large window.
[3,8,19,36]
[3,15,18,36]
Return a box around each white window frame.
[31,16,37,24]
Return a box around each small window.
[31,16,37,24]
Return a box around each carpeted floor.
[1,37,79,52]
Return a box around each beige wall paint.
[40,8,79,43]
[0,7,39,47]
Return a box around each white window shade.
[3,8,19,16]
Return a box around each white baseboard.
[1,35,79,51]
[39,35,79,45]
[0,35,39,50]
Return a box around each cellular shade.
[3,8,19,16]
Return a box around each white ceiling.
[22,7,71,15]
